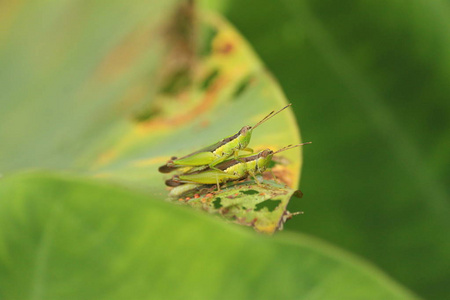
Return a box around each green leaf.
[0,1,303,232]
[169,180,304,234]
[84,13,303,195]
[0,0,417,297]
[0,172,416,300]
[219,0,450,298]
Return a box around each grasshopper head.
[257,149,274,171]
[238,125,253,148]
[260,149,274,158]
[260,149,274,161]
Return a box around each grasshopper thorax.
[255,149,275,172]
[237,125,253,149]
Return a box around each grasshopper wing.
[158,132,240,173]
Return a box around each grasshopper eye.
[239,126,251,135]
[260,150,271,157]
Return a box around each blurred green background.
[202,0,450,298]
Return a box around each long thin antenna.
[251,103,292,130]
[274,142,312,154]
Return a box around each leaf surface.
[0,0,417,297]
[0,173,416,300]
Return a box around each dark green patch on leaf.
[240,189,259,195]
[255,199,282,212]
[159,67,192,95]
[213,197,222,209]
[199,26,218,56]
[232,74,253,100]
[133,105,161,122]
[201,68,220,90]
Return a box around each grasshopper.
[159,104,292,174]
[166,143,311,191]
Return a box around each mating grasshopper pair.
[159,104,310,193]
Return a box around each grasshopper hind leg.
[215,172,221,191]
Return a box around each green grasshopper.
[159,104,292,174]
[166,143,311,192]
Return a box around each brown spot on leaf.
[293,190,304,198]
[138,75,228,131]
[216,42,234,54]
[263,165,294,187]
[94,21,158,83]
[199,119,210,129]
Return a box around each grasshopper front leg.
[233,148,254,164]
[248,170,263,187]
[240,147,253,154]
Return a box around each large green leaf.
[0,172,416,300]
[219,0,450,298]
[0,0,417,297]
[0,0,304,232]
[84,13,303,195]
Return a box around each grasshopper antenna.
[251,103,292,130]
[274,142,312,154]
